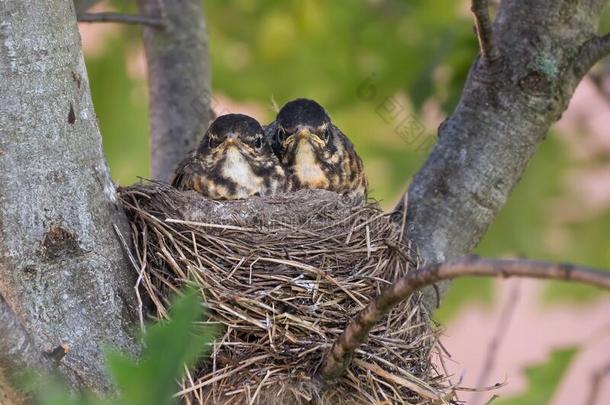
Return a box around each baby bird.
[266,98,367,202]
[172,114,286,200]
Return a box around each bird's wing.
[171,156,207,192]
[334,125,368,199]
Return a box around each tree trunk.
[137,0,214,182]
[0,0,139,396]
[403,0,610,311]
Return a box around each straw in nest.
[118,183,451,404]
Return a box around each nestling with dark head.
[172,113,286,200]
[266,98,368,202]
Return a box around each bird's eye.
[322,128,332,143]
[277,127,287,142]
[254,136,263,149]
[207,136,217,148]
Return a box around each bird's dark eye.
[207,136,217,148]
[323,128,331,143]
[254,136,263,149]
[276,127,287,142]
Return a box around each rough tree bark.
[403,0,610,311]
[0,294,54,403]
[137,0,214,182]
[0,0,139,397]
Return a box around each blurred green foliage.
[87,39,150,183]
[207,0,476,111]
[494,348,577,405]
[86,1,610,324]
[31,289,215,405]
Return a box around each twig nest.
[119,183,448,404]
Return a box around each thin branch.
[319,256,610,380]
[77,12,166,29]
[74,0,104,13]
[589,71,610,103]
[586,361,610,405]
[573,34,610,79]
[471,0,500,62]
[471,281,520,405]
[113,223,147,332]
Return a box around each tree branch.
[399,0,610,312]
[590,69,610,103]
[471,281,519,405]
[77,12,166,29]
[586,361,610,405]
[73,0,104,13]
[319,257,610,380]
[471,0,500,63]
[573,33,610,79]
[137,0,214,182]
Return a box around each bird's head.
[199,113,268,159]
[273,98,338,165]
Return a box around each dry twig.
[586,361,610,405]
[320,257,610,380]
[471,281,520,405]
[470,0,500,62]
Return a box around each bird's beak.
[224,132,239,146]
[296,129,312,140]
[295,128,324,147]
[284,129,311,148]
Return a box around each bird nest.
[118,183,451,404]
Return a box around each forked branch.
[471,0,500,62]
[319,256,610,380]
[573,33,610,79]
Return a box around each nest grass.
[118,182,452,404]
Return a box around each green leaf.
[105,288,216,405]
[29,375,80,405]
[30,288,215,405]
[494,347,577,405]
